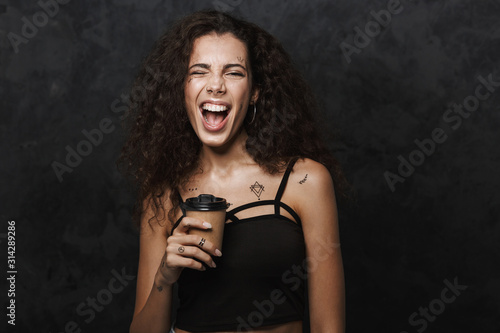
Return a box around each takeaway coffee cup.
[181,194,229,250]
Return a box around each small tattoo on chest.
[299,174,308,184]
[188,187,198,192]
[250,181,265,200]
[157,285,163,292]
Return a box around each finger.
[171,217,212,235]
[167,244,217,268]
[166,255,207,271]
[167,234,222,257]
[188,235,222,258]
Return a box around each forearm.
[309,285,345,333]
[130,272,174,333]
[308,253,345,333]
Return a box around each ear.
[250,87,260,104]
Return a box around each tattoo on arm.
[157,285,163,292]
[250,181,265,200]
[299,174,308,184]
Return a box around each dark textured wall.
[1,0,499,332]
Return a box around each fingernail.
[203,222,212,228]
[215,249,222,257]
[211,262,217,268]
[201,266,206,271]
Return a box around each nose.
[206,74,225,95]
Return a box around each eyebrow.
[188,63,247,71]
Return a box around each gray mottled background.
[1,0,499,332]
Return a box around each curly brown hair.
[119,9,349,227]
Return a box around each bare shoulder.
[290,158,334,191]
[288,158,337,220]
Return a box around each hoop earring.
[249,104,256,124]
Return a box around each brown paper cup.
[186,210,226,250]
[182,194,228,250]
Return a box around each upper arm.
[133,196,171,316]
[293,159,345,332]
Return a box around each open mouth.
[200,102,231,131]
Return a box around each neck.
[198,129,254,176]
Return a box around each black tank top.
[171,157,307,331]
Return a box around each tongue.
[205,111,225,126]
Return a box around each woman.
[121,10,346,333]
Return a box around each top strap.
[171,191,186,235]
[274,157,300,202]
[177,190,186,215]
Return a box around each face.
[184,33,258,148]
